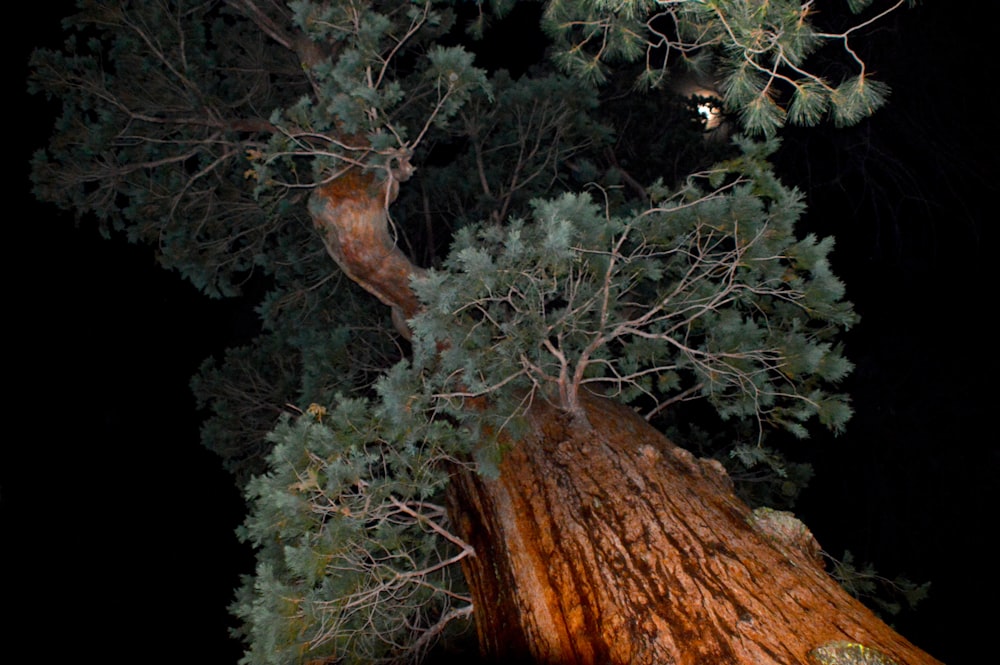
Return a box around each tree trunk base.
[447,392,942,665]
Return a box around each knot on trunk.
[750,507,824,569]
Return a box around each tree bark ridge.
[305,171,942,665]
[447,392,943,665]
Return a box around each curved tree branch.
[308,164,425,339]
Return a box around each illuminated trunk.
[445,392,943,665]
[309,178,943,665]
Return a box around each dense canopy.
[27,2,956,664]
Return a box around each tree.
[30,1,942,664]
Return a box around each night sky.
[6,2,996,664]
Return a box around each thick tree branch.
[308,167,425,339]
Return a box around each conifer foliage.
[411,140,857,435]
[30,1,919,663]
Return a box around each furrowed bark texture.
[307,175,942,665]
[446,392,943,665]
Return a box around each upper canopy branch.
[308,158,425,339]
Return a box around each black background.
[5,2,996,663]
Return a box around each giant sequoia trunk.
[310,176,944,665]
[446,392,942,665]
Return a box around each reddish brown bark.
[309,169,424,338]
[307,174,943,665]
[446,392,944,665]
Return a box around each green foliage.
[542,0,900,136]
[831,76,892,127]
[233,393,472,665]
[30,1,310,297]
[846,0,878,15]
[826,550,931,620]
[660,417,815,509]
[191,336,302,484]
[191,223,405,484]
[411,140,857,437]
[30,1,907,662]
[29,0,899,298]
[727,442,815,508]
[27,0,486,297]
[391,70,612,251]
